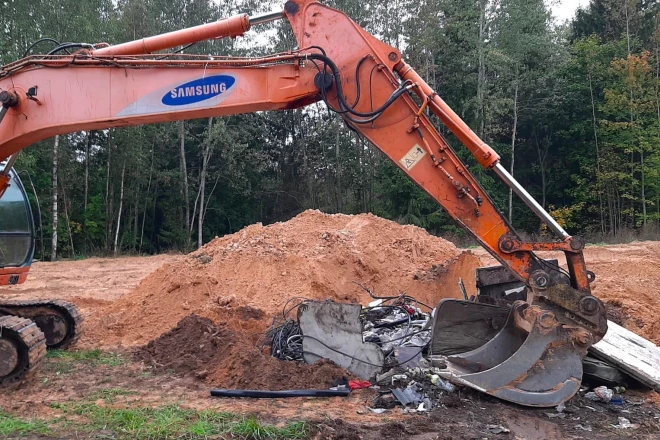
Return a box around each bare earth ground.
[1,216,660,438]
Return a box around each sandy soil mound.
[135,314,351,390]
[585,242,660,345]
[87,210,480,348]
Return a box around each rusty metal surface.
[537,284,607,339]
[434,301,586,407]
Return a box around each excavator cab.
[0,165,34,285]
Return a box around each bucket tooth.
[431,299,585,407]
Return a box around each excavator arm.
[0,0,607,405]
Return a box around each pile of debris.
[255,291,660,414]
[259,293,446,410]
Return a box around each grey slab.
[299,301,384,379]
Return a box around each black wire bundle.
[265,318,304,362]
[258,297,310,362]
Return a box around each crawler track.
[0,300,83,349]
[0,315,46,387]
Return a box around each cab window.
[0,176,31,233]
[0,172,33,267]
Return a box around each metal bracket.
[498,235,585,254]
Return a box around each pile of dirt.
[87,210,481,348]
[135,314,351,390]
[577,242,660,345]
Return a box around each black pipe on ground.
[210,389,351,398]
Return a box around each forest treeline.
[1,0,659,258]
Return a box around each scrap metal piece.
[582,356,628,387]
[393,346,423,369]
[210,388,351,398]
[391,387,422,406]
[298,301,383,379]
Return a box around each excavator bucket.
[429,297,588,407]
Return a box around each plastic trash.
[429,374,456,392]
[585,385,613,402]
[575,424,592,432]
[485,425,510,434]
[610,395,625,405]
[612,417,637,429]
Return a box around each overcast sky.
[551,0,590,22]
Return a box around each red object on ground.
[349,380,372,391]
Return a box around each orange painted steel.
[0,0,591,293]
[91,14,251,56]
[395,62,501,170]
[0,61,319,161]
[0,267,30,285]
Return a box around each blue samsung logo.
[162,75,236,106]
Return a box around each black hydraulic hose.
[0,107,8,126]
[47,43,95,55]
[23,38,62,58]
[210,389,351,398]
[308,53,411,118]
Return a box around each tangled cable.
[260,297,310,362]
[265,319,303,361]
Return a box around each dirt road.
[4,254,183,302]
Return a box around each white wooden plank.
[590,320,660,390]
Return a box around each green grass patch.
[47,349,126,366]
[37,403,311,439]
[232,416,308,439]
[91,388,139,403]
[0,410,50,436]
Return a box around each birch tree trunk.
[477,0,487,137]
[60,181,75,257]
[51,135,59,261]
[198,117,213,249]
[139,143,155,252]
[641,152,646,226]
[84,132,90,214]
[656,14,660,121]
[588,71,605,234]
[114,163,125,256]
[179,121,190,240]
[83,131,90,254]
[105,130,113,251]
[335,123,343,212]
[508,75,519,224]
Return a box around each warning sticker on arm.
[399,144,427,171]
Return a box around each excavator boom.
[0,0,607,405]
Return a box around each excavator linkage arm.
[0,0,607,406]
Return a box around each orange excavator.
[0,0,607,406]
